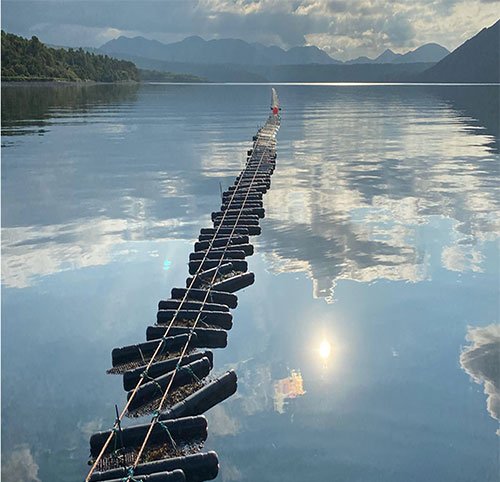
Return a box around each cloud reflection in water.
[460,323,500,435]
[258,86,499,301]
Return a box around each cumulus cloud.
[460,324,500,435]
[1,446,41,482]
[2,0,499,59]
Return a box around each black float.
[85,89,280,482]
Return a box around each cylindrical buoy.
[189,262,233,285]
[171,288,237,309]
[195,245,254,257]
[198,233,241,242]
[100,470,186,482]
[111,334,194,368]
[210,272,255,293]
[89,451,219,482]
[213,218,260,227]
[89,416,208,458]
[222,191,263,200]
[204,225,260,236]
[189,249,247,261]
[157,310,233,331]
[236,172,270,179]
[199,227,249,236]
[159,370,237,421]
[158,299,230,312]
[220,202,263,211]
[147,326,227,348]
[127,358,212,412]
[234,178,270,187]
[214,208,264,219]
[189,249,248,261]
[213,213,259,222]
[194,236,249,252]
[234,179,270,189]
[123,351,214,391]
[188,259,247,275]
[228,185,267,193]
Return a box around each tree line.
[2,31,140,82]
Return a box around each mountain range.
[346,43,450,64]
[100,35,342,65]
[99,35,450,66]
[97,19,499,83]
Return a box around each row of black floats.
[87,102,281,481]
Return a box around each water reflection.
[1,83,243,288]
[460,323,500,435]
[259,85,499,300]
[2,85,498,294]
[1,84,139,134]
[426,85,499,153]
[2,445,41,482]
[2,84,499,481]
[319,341,331,359]
[273,370,306,414]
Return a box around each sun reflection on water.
[319,340,331,359]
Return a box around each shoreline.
[2,80,499,88]
[1,79,140,87]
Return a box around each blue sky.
[2,0,499,60]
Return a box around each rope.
[177,364,201,384]
[126,114,280,472]
[141,370,164,397]
[85,109,280,480]
[136,345,146,365]
[121,468,139,482]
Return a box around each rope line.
[127,114,280,473]
[85,111,280,481]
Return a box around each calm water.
[1,83,499,482]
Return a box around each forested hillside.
[1,31,140,82]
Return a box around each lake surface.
[2,83,499,482]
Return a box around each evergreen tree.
[1,31,140,82]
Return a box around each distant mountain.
[419,20,500,82]
[246,62,434,82]
[99,35,341,65]
[101,35,168,60]
[284,45,337,64]
[346,55,372,64]
[346,43,449,64]
[400,43,450,63]
[105,52,269,82]
[375,49,403,63]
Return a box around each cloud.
[460,324,500,435]
[2,0,499,59]
[1,446,41,482]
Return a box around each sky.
[1,0,499,61]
